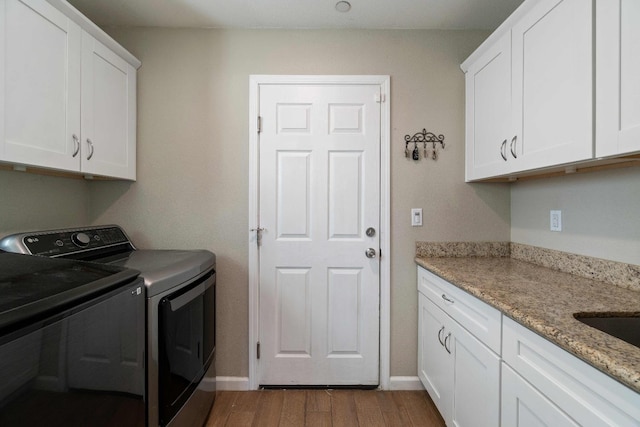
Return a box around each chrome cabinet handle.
[437,326,445,346]
[365,248,376,258]
[444,333,452,354]
[510,135,518,158]
[72,134,80,157]
[500,139,507,161]
[441,294,454,304]
[86,138,94,160]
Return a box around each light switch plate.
[411,208,423,227]
[550,210,562,232]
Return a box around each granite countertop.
[415,255,640,393]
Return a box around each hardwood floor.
[206,390,445,427]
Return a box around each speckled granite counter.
[415,255,640,393]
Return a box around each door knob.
[365,248,376,258]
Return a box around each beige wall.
[0,170,89,236]
[87,28,511,379]
[511,167,640,265]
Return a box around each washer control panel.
[19,226,130,256]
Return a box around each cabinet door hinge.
[257,116,262,133]
[257,341,261,359]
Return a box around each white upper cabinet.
[463,0,596,181]
[81,32,136,180]
[464,33,512,181]
[1,0,81,171]
[511,0,593,172]
[596,0,640,158]
[0,0,139,180]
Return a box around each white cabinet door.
[511,0,593,171]
[1,0,81,170]
[418,293,451,422]
[596,0,640,157]
[504,316,640,426]
[418,291,500,427]
[81,31,136,180]
[502,363,579,427]
[450,319,500,427]
[464,32,513,181]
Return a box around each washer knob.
[72,232,91,247]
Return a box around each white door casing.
[248,75,390,389]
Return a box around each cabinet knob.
[500,139,507,161]
[444,332,452,354]
[438,326,445,346]
[86,139,94,160]
[72,134,80,158]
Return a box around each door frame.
[248,75,391,390]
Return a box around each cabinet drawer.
[417,266,501,354]
[503,317,640,426]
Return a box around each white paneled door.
[258,83,381,386]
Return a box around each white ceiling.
[66,0,524,30]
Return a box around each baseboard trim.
[216,376,250,391]
[215,376,422,391]
[389,376,425,391]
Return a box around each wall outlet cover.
[550,210,562,232]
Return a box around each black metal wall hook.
[404,129,445,161]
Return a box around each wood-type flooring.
[206,390,445,427]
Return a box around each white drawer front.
[417,266,502,354]
[503,317,640,426]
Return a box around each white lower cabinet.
[418,268,501,427]
[502,316,640,427]
[502,363,579,427]
[418,293,450,420]
[418,266,640,426]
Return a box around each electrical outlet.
[411,208,423,227]
[550,210,562,232]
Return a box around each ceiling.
[67,0,524,30]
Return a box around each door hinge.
[375,93,386,103]
[257,116,262,133]
[251,227,265,246]
[257,341,261,359]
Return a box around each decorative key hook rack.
[404,129,445,161]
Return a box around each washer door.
[158,271,215,425]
